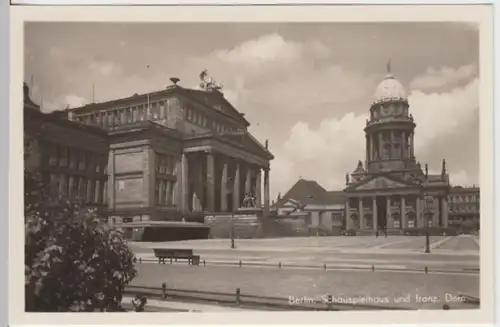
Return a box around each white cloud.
[409,78,478,151]
[88,60,122,76]
[214,33,303,65]
[409,64,477,91]
[42,94,89,112]
[195,34,378,115]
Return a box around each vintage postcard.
[9,3,495,326]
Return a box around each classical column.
[180,153,189,213]
[359,198,364,229]
[263,168,270,216]
[68,176,75,198]
[372,197,378,230]
[233,163,241,211]
[416,196,422,228]
[386,196,391,228]
[442,196,449,228]
[378,132,383,159]
[401,131,406,159]
[369,135,374,162]
[78,177,85,198]
[410,132,415,158]
[159,180,165,205]
[365,136,369,165]
[245,166,252,194]
[103,181,107,204]
[390,131,395,159]
[401,196,406,229]
[86,179,93,203]
[345,199,352,229]
[59,174,67,198]
[255,169,262,207]
[433,197,439,227]
[164,181,171,205]
[206,152,215,212]
[94,180,101,203]
[221,159,228,212]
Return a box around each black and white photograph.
[11,4,495,325]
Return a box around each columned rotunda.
[343,67,450,233]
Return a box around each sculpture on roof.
[199,69,223,91]
[425,164,429,177]
[345,173,350,184]
[442,159,447,176]
[265,139,269,149]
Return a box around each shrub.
[24,133,137,312]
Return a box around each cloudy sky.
[24,22,479,199]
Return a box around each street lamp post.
[230,211,235,249]
[420,183,431,254]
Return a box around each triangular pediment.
[221,132,274,160]
[347,175,418,191]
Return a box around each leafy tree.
[24,128,137,312]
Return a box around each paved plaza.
[127,235,480,311]
[129,235,479,272]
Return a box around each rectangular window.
[59,147,68,167]
[151,102,160,119]
[393,219,401,229]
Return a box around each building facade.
[343,68,452,234]
[24,83,109,215]
[64,74,274,224]
[448,186,480,232]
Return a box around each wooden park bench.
[153,248,200,266]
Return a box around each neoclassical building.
[343,68,450,233]
[65,73,273,224]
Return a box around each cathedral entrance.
[376,196,387,230]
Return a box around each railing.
[123,284,410,311]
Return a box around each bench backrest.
[153,248,194,257]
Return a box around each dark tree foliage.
[24,129,137,312]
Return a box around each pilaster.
[372,197,378,230]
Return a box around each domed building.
[343,65,451,235]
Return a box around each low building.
[448,186,480,233]
[271,179,345,236]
